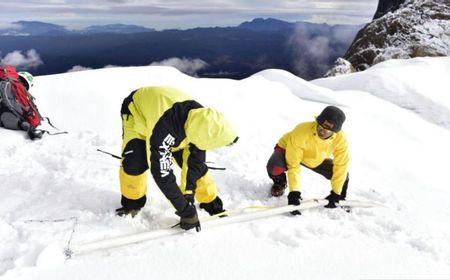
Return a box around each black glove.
[28,128,43,140]
[176,201,201,232]
[287,191,302,216]
[199,196,226,217]
[324,191,341,208]
[115,207,140,217]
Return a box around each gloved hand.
[176,201,201,232]
[288,191,302,216]
[115,207,140,218]
[199,196,226,217]
[324,191,341,208]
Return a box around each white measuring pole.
[66,199,380,257]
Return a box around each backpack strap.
[25,90,43,121]
[43,116,60,130]
[0,80,25,119]
[39,117,69,135]
[39,129,69,136]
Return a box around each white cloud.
[66,60,206,75]
[288,27,333,77]
[67,65,93,72]
[67,64,121,72]
[331,24,362,44]
[150,57,208,76]
[0,22,21,29]
[0,49,43,70]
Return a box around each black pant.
[266,146,349,198]
[303,159,349,199]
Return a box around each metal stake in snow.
[96,149,121,159]
[65,199,381,258]
[95,149,226,170]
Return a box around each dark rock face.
[373,0,408,19]
[342,0,450,71]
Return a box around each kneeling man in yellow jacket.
[266,106,349,214]
[117,86,238,231]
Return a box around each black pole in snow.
[96,149,121,159]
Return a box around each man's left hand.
[288,191,302,215]
[324,191,340,208]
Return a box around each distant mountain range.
[0,21,155,36]
[0,18,362,80]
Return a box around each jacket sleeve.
[185,145,208,193]
[331,135,350,195]
[149,145,188,213]
[285,136,303,192]
[149,130,188,213]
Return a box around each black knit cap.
[317,106,346,132]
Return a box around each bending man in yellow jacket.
[266,106,349,213]
[117,86,238,231]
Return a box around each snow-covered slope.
[314,57,450,129]
[1,57,450,279]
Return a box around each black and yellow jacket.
[277,121,349,195]
[124,86,237,211]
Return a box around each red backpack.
[0,65,42,128]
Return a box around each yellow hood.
[185,108,237,150]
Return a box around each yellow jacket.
[277,121,349,194]
[125,86,237,212]
[128,87,237,151]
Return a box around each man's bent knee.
[122,139,148,175]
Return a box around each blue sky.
[0,0,378,30]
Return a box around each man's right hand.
[176,201,201,232]
[288,191,302,216]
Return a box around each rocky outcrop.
[327,0,450,75]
